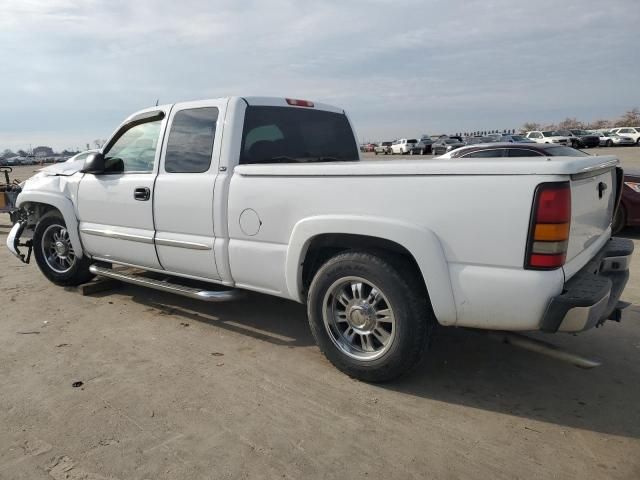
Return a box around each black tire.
[307,251,433,382]
[606,140,613,147]
[374,151,378,155]
[33,215,94,286]
[612,205,626,235]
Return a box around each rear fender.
[285,215,457,325]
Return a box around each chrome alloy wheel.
[322,276,396,361]
[41,224,76,273]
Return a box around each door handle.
[134,187,151,201]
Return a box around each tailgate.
[566,165,618,266]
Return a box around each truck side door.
[153,99,228,280]
[77,110,168,269]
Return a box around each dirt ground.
[1,148,639,479]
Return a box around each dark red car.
[615,170,640,233]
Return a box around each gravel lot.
[1,147,639,479]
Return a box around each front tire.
[307,252,433,382]
[33,215,93,286]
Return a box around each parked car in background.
[441,142,589,159]
[361,143,376,153]
[553,130,581,148]
[567,129,600,148]
[4,157,21,166]
[606,133,637,147]
[614,170,640,233]
[499,134,536,143]
[526,131,571,145]
[610,127,640,145]
[390,138,419,155]
[431,137,465,155]
[418,136,433,154]
[374,142,393,155]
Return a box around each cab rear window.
[240,106,359,164]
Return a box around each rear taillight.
[286,98,314,107]
[525,182,571,270]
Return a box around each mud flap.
[6,221,32,264]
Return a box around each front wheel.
[33,215,93,286]
[307,252,433,382]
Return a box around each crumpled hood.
[37,159,85,177]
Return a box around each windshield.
[511,135,528,141]
[543,146,589,157]
[240,106,359,164]
[554,130,572,136]
[445,139,459,144]
[571,130,589,135]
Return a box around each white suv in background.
[390,138,418,154]
[526,131,572,145]
[610,127,640,144]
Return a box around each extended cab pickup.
[6,97,633,382]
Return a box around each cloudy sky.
[1,0,638,151]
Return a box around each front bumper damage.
[6,216,32,264]
[541,237,634,333]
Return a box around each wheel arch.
[17,192,85,259]
[285,215,457,325]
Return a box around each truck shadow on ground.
[115,284,640,440]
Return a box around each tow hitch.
[6,219,33,264]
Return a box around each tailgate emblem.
[598,182,607,199]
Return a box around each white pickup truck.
[6,97,633,381]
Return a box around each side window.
[619,128,631,134]
[507,149,543,157]
[461,149,505,158]
[165,107,219,173]
[103,120,162,173]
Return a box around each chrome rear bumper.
[540,237,633,333]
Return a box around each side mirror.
[81,152,105,174]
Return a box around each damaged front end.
[6,208,33,264]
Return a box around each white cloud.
[0,0,638,149]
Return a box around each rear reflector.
[525,182,571,270]
[286,98,314,107]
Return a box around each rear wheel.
[307,252,433,382]
[33,215,93,286]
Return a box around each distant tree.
[1,148,15,159]
[557,117,583,129]
[522,122,541,132]
[614,107,640,127]
[17,149,27,156]
[588,119,610,130]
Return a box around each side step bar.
[89,265,243,302]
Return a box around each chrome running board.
[89,265,243,302]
